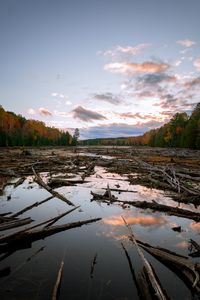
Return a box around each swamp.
[0,146,200,300]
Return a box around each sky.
[0,0,200,139]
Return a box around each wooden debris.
[0,206,80,244]
[121,243,143,299]
[11,195,54,218]
[14,177,25,188]
[172,226,181,232]
[90,254,97,278]
[0,217,33,231]
[32,167,75,206]
[189,239,200,257]
[136,239,200,293]
[52,260,64,300]
[122,217,168,300]
[0,217,102,254]
[92,195,200,222]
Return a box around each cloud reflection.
[103,214,167,227]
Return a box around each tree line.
[0,105,73,146]
[80,103,200,149]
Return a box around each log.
[0,217,33,231]
[52,260,64,300]
[14,177,25,188]
[91,194,200,222]
[122,217,168,300]
[137,240,200,293]
[11,195,54,218]
[0,206,80,244]
[0,218,102,254]
[32,167,75,206]
[90,254,97,278]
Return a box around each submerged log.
[0,206,80,244]
[122,217,168,300]
[0,217,102,254]
[0,217,33,231]
[136,240,200,293]
[32,167,75,206]
[52,260,64,300]
[11,195,54,218]
[92,193,200,222]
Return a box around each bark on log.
[32,167,75,206]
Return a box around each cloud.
[104,61,170,75]
[93,92,123,104]
[176,39,196,47]
[51,92,69,99]
[71,106,107,122]
[80,121,164,139]
[194,58,200,71]
[137,73,177,86]
[103,214,167,227]
[99,43,150,57]
[27,108,36,115]
[184,77,200,89]
[38,107,52,116]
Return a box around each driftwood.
[122,217,168,300]
[11,195,54,218]
[48,178,88,188]
[14,177,25,188]
[91,184,118,202]
[0,217,33,231]
[189,239,200,257]
[0,217,101,254]
[91,192,200,222]
[0,206,80,244]
[121,243,143,299]
[137,240,200,293]
[32,167,75,206]
[90,254,97,278]
[52,260,64,300]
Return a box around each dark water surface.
[0,165,199,300]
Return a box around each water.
[0,166,199,299]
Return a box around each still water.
[0,166,199,299]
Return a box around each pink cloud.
[176,39,196,47]
[104,61,169,75]
[38,107,52,116]
[194,58,200,71]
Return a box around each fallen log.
[32,167,75,206]
[122,217,168,300]
[14,177,25,188]
[121,242,143,299]
[0,206,80,244]
[90,254,97,278]
[0,217,102,254]
[136,240,200,293]
[52,260,64,300]
[91,193,200,222]
[11,195,54,218]
[189,239,200,257]
[0,217,33,231]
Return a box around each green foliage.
[0,106,72,146]
[80,103,200,149]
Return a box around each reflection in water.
[175,241,189,249]
[190,222,200,232]
[103,214,168,227]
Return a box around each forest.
[1,103,200,149]
[0,105,72,146]
[81,103,200,149]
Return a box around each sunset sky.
[1,0,200,139]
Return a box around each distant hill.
[0,105,72,146]
[80,103,200,149]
